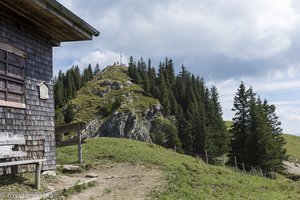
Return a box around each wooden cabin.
[0,0,99,172]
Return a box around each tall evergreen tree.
[229,82,253,165]
[230,83,287,174]
[206,86,229,158]
[94,63,101,75]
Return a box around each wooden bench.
[0,132,46,189]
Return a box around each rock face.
[94,105,162,142]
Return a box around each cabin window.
[0,42,26,108]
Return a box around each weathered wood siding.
[0,11,55,171]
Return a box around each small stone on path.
[42,171,56,177]
[86,173,99,178]
[63,165,81,172]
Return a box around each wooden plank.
[55,122,86,134]
[0,133,25,146]
[56,137,86,148]
[0,42,27,58]
[0,159,46,167]
[0,151,27,159]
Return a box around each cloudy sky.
[55,0,300,135]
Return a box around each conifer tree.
[94,63,101,75]
[72,66,81,90]
[230,83,287,174]
[229,82,253,165]
[207,86,229,158]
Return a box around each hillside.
[56,137,300,200]
[283,134,300,162]
[71,65,159,123]
[67,65,169,142]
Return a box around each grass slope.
[283,134,300,162]
[56,138,300,200]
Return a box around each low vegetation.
[56,138,300,199]
[283,134,300,162]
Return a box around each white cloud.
[72,50,128,70]
[74,0,299,60]
[53,0,300,135]
[269,65,300,80]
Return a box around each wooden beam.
[56,137,86,148]
[0,159,46,167]
[0,42,27,58]
[55,122,86,134]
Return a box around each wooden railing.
[55,122,86,163]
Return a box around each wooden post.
[35,162,41,190]
[11,165,18,176]
[174,146,177,152]
[205,149,208,164]
[77,125,82,164]
[234,156,237,170]
[222,154,225,166]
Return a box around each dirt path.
[64,163,164,200]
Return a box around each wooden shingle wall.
[0,11,55,171]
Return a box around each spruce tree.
[94,63,100,75]
[230,83,287,174]
[229,82,253,165]
[207,86,229,158]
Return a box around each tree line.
[128,57,286,175]
[128,57,229,160]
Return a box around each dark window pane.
[7,52,25,67]
[0,50,5,61]
[7,93,22,103]
[0,62,5,74]
[7,81,22,93]
[7,65,22,79]
[0,79,5,89]
[0,91,5,100]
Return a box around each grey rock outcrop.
[94,104,163,142]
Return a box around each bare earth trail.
[62,163,164,200]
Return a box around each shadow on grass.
[0,174,35,189]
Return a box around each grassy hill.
[56,138,300,199]
[283,134,300,162]
[70,65,159,123]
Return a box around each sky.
[54,0,300,135]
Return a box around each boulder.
[62,165,81,173]
[42,171,56,177]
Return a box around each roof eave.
[34,0,100,38]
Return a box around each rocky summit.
[69,65,167,142]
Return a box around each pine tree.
[230,83,287,174]
[229,82,253,165]
[72,66,81,90]
[64,104,74,123]
[94,63,100,75]
[207,86,229,158]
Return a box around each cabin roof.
[0,0,99,45]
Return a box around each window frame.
[0,42,26,109]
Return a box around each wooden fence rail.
[55,122,86,163]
